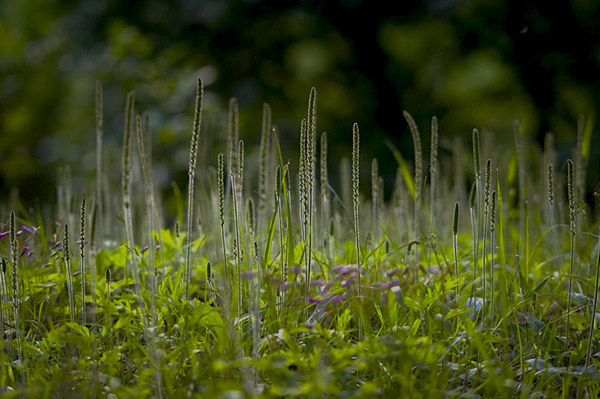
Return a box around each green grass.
[0,81,599,398]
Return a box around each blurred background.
[1,0,599,208]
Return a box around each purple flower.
[268,275,282,284]
[140,246,149,254]
[20,246,29,257]
[310,279,326,286]
[51,241,62,250]
[304,323,314,330]
[0,232,9,238]
[279,283,293,291]
[340,279,352,288]
[332,295,344,304]
[241,271,258,280]
[50,247,63,258]
[307,296,322,304]
[331,265,346,274]
[386,279,400,289]
[386,268,399,278]
[21,225,34,234]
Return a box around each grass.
[0,80,599,398]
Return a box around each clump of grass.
[3,81,600,398]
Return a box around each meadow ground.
[0,80,599,398]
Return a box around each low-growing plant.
[0,79,599,399]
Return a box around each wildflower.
[279,283,293,291]
[20,246,29,257]
[386,268,399,278]
[241,271,258,280]
[386,279,400,289]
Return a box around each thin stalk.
[352,122,362,340]
[307,88,317,293]
[482,159,492,326]
[63,223,75,323]
[299,119,310,302]
[452,202,459,298]
[252,242,261,361]
[566,159,576,352]
[469,183,478,304]
[371,158,379,243]
[586,225,600,368]
[231,140,244,317]
[95,81,103,246]
[472,129,482,300]
[185,78,204,301]
[136,115,159,294]
[79,199,86,325]
[430,116,439,236]
[547,164,563,274]
[320,132,330,257]
[403,111,422,242]
[217,153,229,299]
[0,258,6,350]
[490,190,497,325]
[10,211,24,378]
[275,165,285,303]
[257,103,272,235]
